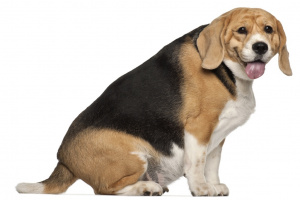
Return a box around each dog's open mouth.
[245,60,266,79]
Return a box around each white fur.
[184,132,217,196]
[241,33,273,63]
[159,143,184,186]
[214,184,229,196]
[131,151,149,171]
[131,143,184,187]
[16,182,44,194]
[207,77,255,154]
[116,181,163,196]
[205,144,222,184]
[224,59,251,80]
[184,132,207,178]
[205,143,229,196]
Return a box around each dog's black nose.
[252,42,268,55]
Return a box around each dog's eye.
[237,27,247,34]
[264,26,273,34]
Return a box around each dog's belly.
[142,144,184,187]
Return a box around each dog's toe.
[214,183,229,196]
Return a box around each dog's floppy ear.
[197,16,229,70]
[277,20,292,76]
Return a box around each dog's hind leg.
[63,129,162,196]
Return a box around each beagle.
[16,7,292,196]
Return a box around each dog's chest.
[207,79,256,153]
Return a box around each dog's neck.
[211,62,237,96]
[223,59,254,82]
[223,58,254,98]
[235,76,254,95]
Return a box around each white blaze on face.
[236,34,274,79]
[241,34,272,63]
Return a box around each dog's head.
[197,8,292,80]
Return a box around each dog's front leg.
[184,116,218,196]
[205,140,229,196]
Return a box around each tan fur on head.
[197,7,292,76]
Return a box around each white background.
[1,0,299,199]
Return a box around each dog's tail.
[16,162,77,194]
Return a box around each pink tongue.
[245,62,266,79]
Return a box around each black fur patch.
[211,62,236,96]
[63,38,186,155]
[188,24,209,52]
[60,24,236,156]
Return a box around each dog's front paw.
[190,183,217,196]
[214,183,229,196]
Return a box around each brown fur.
[197,14,230,70]
[56,128,160,194]
[277,20,291,75]
[179,42,234,144]
[42,162,77,194]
